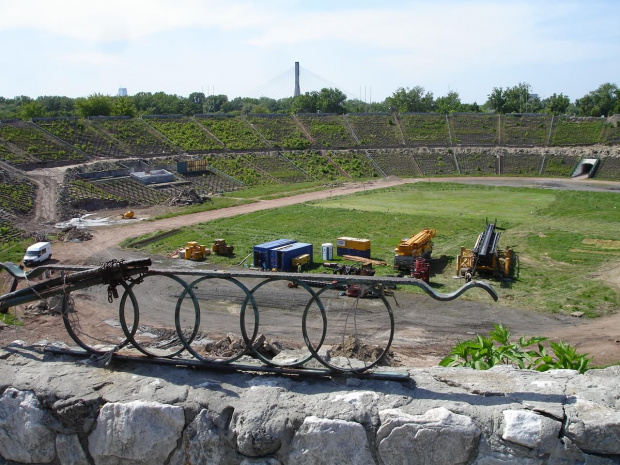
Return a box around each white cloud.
[0,0,617,101]
[0,0,269,43]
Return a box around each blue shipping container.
[253,239,296,269]
[273,242,313,272]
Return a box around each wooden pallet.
[341,255,389,266]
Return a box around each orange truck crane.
[393,228,436,280]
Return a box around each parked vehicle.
[394,228,435,278]
[23,242,52,266]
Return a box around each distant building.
[118,88,128,97]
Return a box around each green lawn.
[126,182,620,317]
[222,181,330,200]
[151,196,254,220]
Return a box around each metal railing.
[1,259,498,376]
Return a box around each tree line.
[1,82,618,120]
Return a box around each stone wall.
[1,344,619,464]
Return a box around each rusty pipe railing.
[1,260,498,374]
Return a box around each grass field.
[221,181,331,200]
[150,182,332,221]
[126,182,620,317]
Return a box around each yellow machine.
[183,241,209,261]
[292,253,310,271]
[121,211,135,219]
[393,228,436,273]
[456,220,514,280]
[212,239,234,256]
[456,247,513,278]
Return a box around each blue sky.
[1,0,618,104]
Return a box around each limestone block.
[565,397,620,455]
[502,409,561,450]
[232,385,301,457]
[0,388,56,463]
[88,400,185,465]
[53,396,101,434]
[171,409,232,465]
[56,433,89,465]
[377,406,481,464]
[287,416,374,465]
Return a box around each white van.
[23,242,52,266]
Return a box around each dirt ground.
[2,174,620,367]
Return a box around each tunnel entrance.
[572,158,599,178]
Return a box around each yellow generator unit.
[292,253,310,271]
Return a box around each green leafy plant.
[439,324,591,373]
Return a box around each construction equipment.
[323,262,376,276]
[212,239,234,256]
[411,258,431,283]
[182,241,210,261]
[121,211,135,219]
[344,284,393,298]
[393,228,436,276]
[292,254,310,272]
[456,219,514,280]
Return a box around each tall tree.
[486,83,541,114]
[111,96,137,117]
[292,91,319,114]
[36,96,75,117]
[185,92,206,115]
[387,86,434,113]
[435,91,463,114]
[503,83,542,113]
[292,88,347,114]
[202,94,229,113]
[317,88,347,114]
[575,83,619,116]
[18,101,46,119]
[486,87,507,114]
[75,94,113,117]
[150,92,184,115]
[542,93,570,115]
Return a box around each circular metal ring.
[241,277,327,368]
[302,281,394,373]
[176,276,259,364]
[118,271,200,358]
[61,280,138,354]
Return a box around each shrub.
[439,324,591,373]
